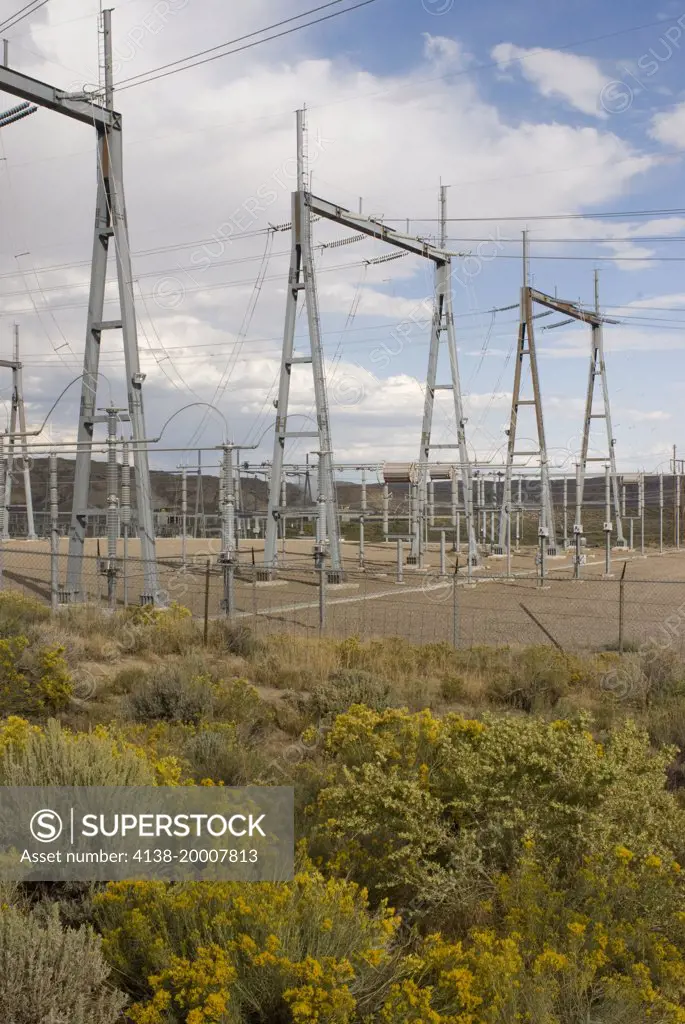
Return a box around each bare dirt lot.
[2,536,685,652]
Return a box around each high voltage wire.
[7,236,685,303]
[116,1,348,86]
[4,220,685,291]
[388,208,685,223]
[116,0,382,92]
[0,0,50,34]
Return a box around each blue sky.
[0,0,684,478]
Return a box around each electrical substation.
[0,12,683,651]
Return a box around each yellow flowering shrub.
[95,860,400,1022]
[0,718,156,786]
[0,636,72,715]
[307,707,683,905]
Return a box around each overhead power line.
[0,0,49,34]
[117,0,381,92]
[384,208,685,224]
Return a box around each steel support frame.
[264,187,343,574]
[499,274,557,554]
[577,273,624,545]
[266,130,476,575]
[0,18,159,603]
[416,256,477,565]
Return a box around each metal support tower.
[499,232,557,554]
[415,185,477,565]
[577,270,624,545]
[1,324,36,539]
[265,118,477,577]
[264,109,342,578]
[8,9,163,603]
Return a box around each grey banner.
[0,786,294,881]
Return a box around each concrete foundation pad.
[255,580,289,588]
[327,583,359,592]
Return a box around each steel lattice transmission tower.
[499,231,557,555]
[264,114,477,577]
[0,12,160,602]
[264,109,342,577]
[576,270,624,546]
[415,185,477,566]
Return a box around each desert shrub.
[252,652,322,691]
[183,724,268,785]
[306,706,685,905]
[127,662,215,725]
[640,643,685,701]
[0,592,49,638]
[0,718,155,786]
[0,637,73,716]
[484,646,592,711]
[207,618,258,658]
[95,861,401,1021]
[389,845,685,1024]
[213,676,271,731]
[0,903,126,1023]
[116,602,199,656]
[306,670,394,720]
[108,664,150,695]
[439,674,466,702]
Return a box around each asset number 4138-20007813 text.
[132,849,258,864]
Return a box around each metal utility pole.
[180,464,188,567]
[578,270,624,545]
[49,452,59,613]
[193,450,205,538]
[264,109,342,579]
[1,325,36,540]
[499,232,557,554]
[416,184,477,565]
[219,443,237,617]
[44,8,161,603]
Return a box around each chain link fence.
[2,540,685,654]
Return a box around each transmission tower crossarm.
[0,66,116,128]
[307,194,447,262]
[528,288,618,326]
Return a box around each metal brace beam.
[307,194,448,263]
[0,65,117,128]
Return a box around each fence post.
[658,472,664,554]
[203,559,210,645]
[315,491,327,635]
[618,562,627,654]
[318,549,327,635]
[439,530,446,577]
[49,452,59,614]
[396,538,403,584]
